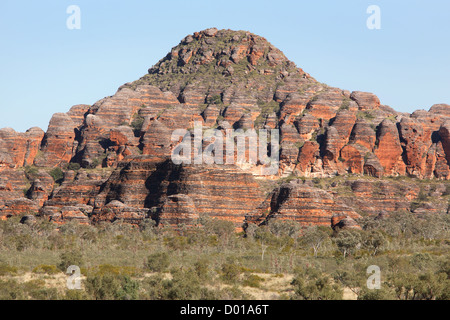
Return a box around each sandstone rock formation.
[1,28,450,231]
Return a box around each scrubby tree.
[145,252,170,273]
[58,249,83,272]
[85,274,139,300]
[334,229,362,258]
[291,267,343,300]
[253,226,275,261]
[301,226,330,258]
[200,216,235,247]
[362,230,386,256]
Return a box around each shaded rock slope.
[1,28,450,230]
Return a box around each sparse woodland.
[0,212,449,300]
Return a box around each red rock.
[349,119,376,151]
[294,114,320,141]
[374,119,405,176]
[42,170,109,212]
[0,127,44,168]
[108,126,140,163]
[202,105,220,127]
[49,206,90,225]
[306,87,345,122]
[223,103,247,125]
[295,141,321,177]
[438,120,450,165]
[1,198,39,217]
[67,104,90,127]
[92,158,265,230]
[363,153,384,178]
[432,141,450,179]
[249,181,360,227]
[331,216,362,230]
[330,110,357,152]
[27,171,54,207]
[3,29,450,230]
[350,91,380,111]
[337,179,419,216]
[279,93,310,121]
[280,123,301,144]
[398,117,429,178]
[141,120,173,160]
[340,144,367,174]
[429,104,450,117]
[35,113,76,167]
[157,194,199,227]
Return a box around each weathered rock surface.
[1,29,450,230]
[247,180,361,227]
[0,127,44,168]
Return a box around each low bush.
[32,265,60,275]
[145,252,170,273]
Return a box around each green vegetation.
[49,167,64,184]
[339,97,351,111]
[145,252,170,273]
[66,163,81,171]
[24,165,39,179]
[207,94,223,105]
[0,213,448,300]
[130,113,145,135]
[357,111,376,121]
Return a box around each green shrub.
[64,289,90,300]
[32,265,60,275]
[194,258,210,280]
[130,114,145,134]
[158,270,219,300]
[87,264,141,277]
[24,280,60,300]
[291,268,343,300]
[0,280,26,300]
[66,163,81,171]
[0,263,18,276]
[164,236,189,250]
[24,165,39,178]
[243,274,265,288]
[58,250,84,272]
[49,167,64,183]
[221,263,241,283]
[85,274,140,300]
[145,252,170,273]
[207,94,222,105]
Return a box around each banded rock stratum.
[1,28,450,230]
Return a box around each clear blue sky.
[1,0,449,132]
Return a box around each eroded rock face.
[27,171,54,207]
[374,119,406,176]
[157,194,199,226]
[1,28,450,230]
[0,127,44,168]
[306,88,346,122]
[35,113,77,168]
[331,216,362,230]
[349,119,376,151]
[0,169,30,219]
[350,91,380,111]
[336,179,419,216]
[247,180,361,227]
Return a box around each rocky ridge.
[1,28,450,231]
